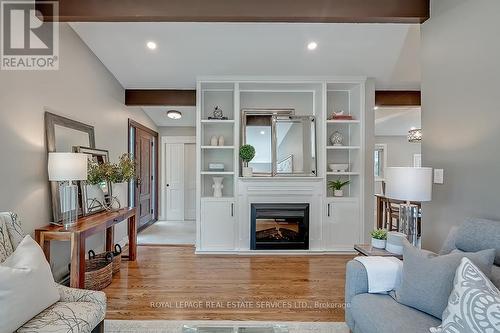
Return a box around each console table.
[35,208,137,289]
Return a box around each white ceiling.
[142,106,196,126]
[375,107,421,136]
[70,22,420,90]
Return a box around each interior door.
[135,128,154,227]
[184,143,196,220]
[165,143,184,221]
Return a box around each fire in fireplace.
[250,203,309,250]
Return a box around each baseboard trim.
[194,249,357,255]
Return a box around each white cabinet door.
[325,199,360,251]
[200,200,235,250]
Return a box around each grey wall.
[421,0,500,251]
[364,79,376,242]
[376,136,421,167]
[0,24,157,280]
[159,126,196,137]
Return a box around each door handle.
[327,203,331,217]
[230,203,234,217]
[166,184,170,187]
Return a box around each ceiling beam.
[37,0,429,23]
[125,90,196,106]
[375,90,421,107]
[126,89,422,107]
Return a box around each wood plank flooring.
[104,246,354,322]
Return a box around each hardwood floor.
[104,246,354,322]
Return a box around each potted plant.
[85,160,107,209]
[107,154,136,209]
[240,144,256,177]
[371,228,388,249]
[328,179,350,197]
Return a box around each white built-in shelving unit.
[196,77,367,252]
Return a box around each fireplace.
[250,203,309,250]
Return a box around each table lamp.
[385,167,432,247]
[48,153,88,228]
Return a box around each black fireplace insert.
[250,203,309,250]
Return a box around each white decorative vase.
[218,136,225,146]
[242,166,253,177]
[212,177,224,198]
[333,189,344,197]
[210,136,218,146]
[111,182,128,209]
[371,238,386,249]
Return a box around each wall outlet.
[434,169,444,184]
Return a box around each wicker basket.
[112,244,122,275]
[84,250,113,291]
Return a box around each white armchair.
[0,212,106,333]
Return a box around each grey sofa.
[345,219,500,333]
[0,212,106,333]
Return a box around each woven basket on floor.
[84,250,113,290]
[111,244,122,274]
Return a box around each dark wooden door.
[135,127,155,228]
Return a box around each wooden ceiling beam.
[125,89,196,106]
[37,0,429,23]
[375,90,421,107]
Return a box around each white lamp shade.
[385,167,433,202]
[48,153,88,181]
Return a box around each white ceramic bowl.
[329,163,349,172]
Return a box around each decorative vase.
[212,177,224,198]
[218,136,225,146]
[210,136,218,146]
[330,131,344,146]
[111,182,128,210]
[213,106,224,119]
[333,189,344,197]
[371,238,386,249]
[84,184,105,213]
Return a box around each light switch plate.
[434,169,444,184]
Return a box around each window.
[374,144,387,180]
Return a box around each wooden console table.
[35,208,137,289]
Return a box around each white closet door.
[184,143,196,220]
[165,143,184,221]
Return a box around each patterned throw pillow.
[430,257,500,333]
[0,217,14,262]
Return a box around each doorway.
[137,136,196,246]
[128,119,159,231]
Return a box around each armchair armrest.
[57,284,106,314]
[345,260,368,329]
[345,259,369,303]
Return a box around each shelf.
[201,119,235,124]
[326,146,361,150]
[326,196,360,202]
[327,172,360,176]
[201,171,235,175]
[201,196,235,201]
[201,146,235,149]
[326,120,360,124]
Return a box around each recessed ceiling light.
[146,41,157,50]
[166,110,182,119]
[307,41,318,50]
[374,106,379,110]
[260,130,266,135]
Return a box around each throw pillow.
[0,235,60,333]
[430,257,500,333]
[396,242,495,319]
[0,216,14,263]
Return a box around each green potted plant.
[107,154,136,209]
[328,179,350,197]
[239,144,256,177]
[370,228,388,249]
